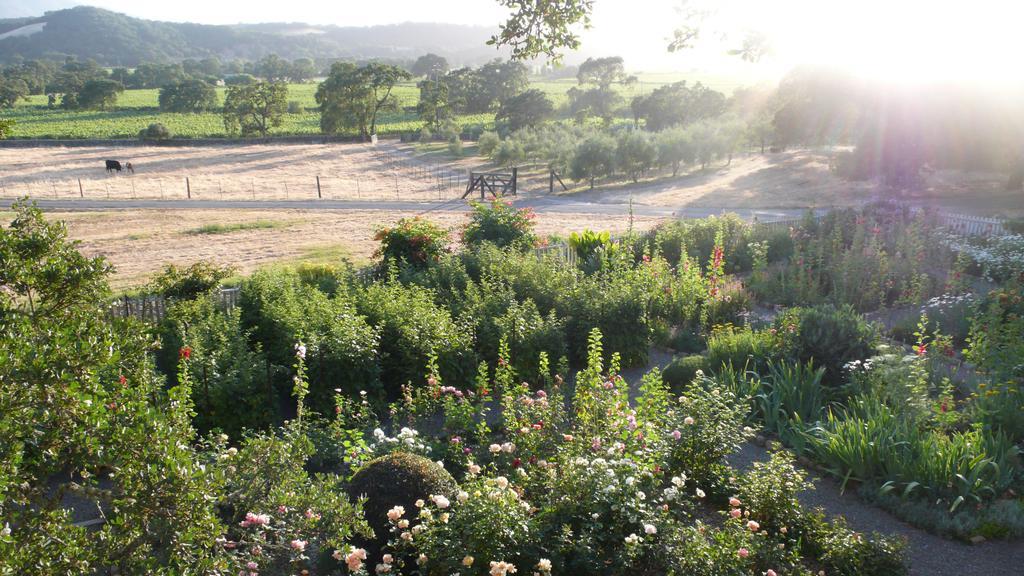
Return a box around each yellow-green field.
[2,72,738,140]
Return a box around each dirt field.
[0,143,467,202]
[5,143,1019,215]
[47,208,664,289]
[563,150,1024,216]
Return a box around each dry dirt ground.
[4,143,1020,215]
[0,143,466,202]
[44,208,663,290]
[560,150,1024,216]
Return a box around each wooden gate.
[463,168,517,199]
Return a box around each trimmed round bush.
[662,355,707,389]
[776,304,877,386]
[347,452,458,552]
[138,122,172,140]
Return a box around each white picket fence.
[748,207,1007,237]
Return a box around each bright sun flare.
[735,0,1024,86]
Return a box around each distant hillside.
[0,5,505,66]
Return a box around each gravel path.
[730,442,1024,576]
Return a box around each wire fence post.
[186,177,191,199]
[78,178,83,198]
[316,175,322,199]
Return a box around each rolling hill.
[0,5,504,66]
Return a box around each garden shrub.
[347,452,457,553]
[966,280,1024,385]
[357,279,474,391]
[239,269,381,411]
[670,378,754,480]
[395,475,538,575]
[477,130,501,156]
[803,514,907,576]
[568,229,615,265]
[375,217,450,270]
[776,304,878,386]
[662,355,708,389]
[562,262,652,367]
[460,279,566,382]
[162,297,276,437]
[704,325,778,376]
[138,122,172,140]
[148,260,234,300]
[734,450,810,534]
[0,203,373,575]
[462,200,537,251]
[294,262,350,297]
[467,243,578,316]
[639,214,757,273]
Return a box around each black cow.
[105,160,122,173]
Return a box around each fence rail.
[748,207,1008,237]
[1,147,472,203]
[108,288,240,322]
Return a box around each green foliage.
[477,130,501,156]
[66,78,124,110]
[374,217,451,270]
[0,117,13,139]
[568,229,612,261]
[459,279,566,383]
[967,281,1024,385]
[734,450,810,533]
[463,200,537,251]
[804,514,908,576]
[633,80,727,131]
[489,0,595,61]
[670,377,755,479]
[616,130,657,182]
[704,326,778,375]
[0,76,29,108]
[138,121,171,139]
[570,132,617,188]
[412,53,449,77]
[496,88,554,132]
[655,126,694,176]
[662,355,708,388]
[162,298,275,437]
[357,279,473,391]
[238,269,381,410]
[347,452,457,553]
[775,304,878,386]
[0,202,227,572]
[223,81,288,136]
[316,62,411,138]
[148,260,234,300]
[159,79,217,112]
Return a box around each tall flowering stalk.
[293,342,309,425]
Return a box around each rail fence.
[108,288,240,321]
[750,208,1007,237]
[1,149,472,203]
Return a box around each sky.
[3,0,1023,86]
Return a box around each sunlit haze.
[5,0,1024,87]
